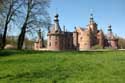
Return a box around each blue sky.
[49,0,125,37]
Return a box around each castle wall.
[76,28,91,50]
[47,33,63,51]
[64,32,73,50]
[44,14,119,51]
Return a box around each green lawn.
[0,50,125,83]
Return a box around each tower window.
[55,42,57,46]
[80,37,83,40]
[55,36,57,40]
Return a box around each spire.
[89,13,94,24]
[53,14,61,32]
[54,14,59,22]
[107,25,113,40]
[38,28,41,39]
[74,26,76,30]
[63,25,66,32]
[108,25,112,32]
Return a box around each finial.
[90,8,94,18]
[54,8,59,18]
[74,26,76,30]
[108,24,112,28]
[90,8,94,13]
[54,13,59,22]
[66,29,67,32]
[53,8,59,22]
[55,13,59,17]
[38,28,41,39]
[55,8,58,14]
[90,13,93,18]
[89,8,95,23]
[63,25,65,32]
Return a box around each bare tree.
[0,0,22,49]
[17,0,51,49]
[0,0,3,10]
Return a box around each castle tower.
[76,27,92,51]
[47,14,64,51]
[98,29,105,48]
[107,25,113,40]
[73,27,78,50]
[34,29,44,50]
[107,25,118,49]
[88,13,98,35]
[107,25,113,46]
[87,13,98,45]
[81,28,92,50]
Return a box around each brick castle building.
[34,14,118,51]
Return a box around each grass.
[0,50,125,83]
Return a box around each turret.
[89,13,94,24]
[98,29,105,48]
[38,29,42,39]
[47,14,64,51]
[73,26,78,50]
[34,29,44,50]
[107,25,118,49]
[108,25,112,32]
[88,13,97,35]
[107,25,113,41]
[53,14,61,33]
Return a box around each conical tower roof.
[51,14,61,33]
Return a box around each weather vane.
[90,8,94,14]
[54,8,59,15]
[90,8,94,18]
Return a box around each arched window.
[55,42,57,46]
[55,36,57,40]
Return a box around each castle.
[34,14,118,51]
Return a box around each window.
[55,42,57,46]
[80,37,83,40]
[84,43,87,45]
[55,36,57,40]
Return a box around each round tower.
[107,25,113,46]
[98,29,105,48]
[89,13,98,35]
[47,14,64,51]
[107,25,118,49]
[73,27,78,50]
[34,29,44,50]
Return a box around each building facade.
[35,14,118,51]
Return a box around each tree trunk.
[1,1,13,49]
[1,23,8,49]
[17,0,30,50]
[17,26,26,50]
